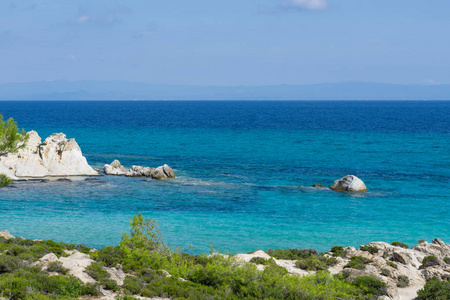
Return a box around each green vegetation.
[344,256,373,270]
[443,257,450,264]
[386,261,398,269]
[417,277,450,299]
[249,257,272,265]
[47,261,68,275]
[351,276,386,296]
[0,214,393,299]
[397,275,410,288]
[422,255,440,267]
[418,239,426,244]
[381,268,390,277]
[391,242,409,249]
[295,255,337,271]
[85,263,119,291]
[267,248,318,260]
[0,114,29,156]
[330,246,345,258]
[0,174,12,187]
[359,245,379,254]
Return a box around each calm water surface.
[0,101,449,253]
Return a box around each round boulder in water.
[329,175,367,192]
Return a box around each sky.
[1,0,449,86]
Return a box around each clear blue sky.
[1,0,449,86]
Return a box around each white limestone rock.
[103,160,128,175]
[0,230,15,239]
[151,164,175,180]
[329,175,367,192]
[0,131,98,178]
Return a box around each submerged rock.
[329,175,367,192]
[312,183,326,188]
[0,131,98,178]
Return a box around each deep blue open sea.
[0,101,449,253]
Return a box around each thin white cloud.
[76,15,90,24]
[67,55,76,61]
[289,0,329,10]
[261,0,329,13]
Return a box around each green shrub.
[422,256,440,267]
[86,263,110,282]
[417,277,450,299]
[0,174,12,187]
[0,114,29,156]
[330,246,345,258]
[344,256,373,270]
[387,261,398,269]
[123,276,145,295]
[103,279,120,291]
[92,245,124,267]
[0,255,25,273]
[47,261,68,275]
[443,257,450,264]
[295,255,337,271]
[359,245,379,254]
[397,275,410,287]
[391,241,409,249]
[249,257,272,265]
[381,268,391,276]
[352,276,386,296]
[418,239,426,244]
[266,248,318,260]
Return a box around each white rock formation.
[151,164,175,179]
[0,131,98,178]
[104,160,175,179]
[103,159,128,175]
[0,230,15,239]
[329,175,367,192]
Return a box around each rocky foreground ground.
[1,229,449,300]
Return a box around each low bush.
[295,255,337,271]
[330,246,345,257]
[359,245,379,254]
[0,174,12,187]
[387,261,398,269]
[47,261,68,275]
[249,257,272,265]
[422,255,440,267]
[391,241,409,249]
[267,248,318,260]
[417,277,450,299]
[91,245,124,267]
[381,268,391,276]
[418,239,426,244]
[352,276,386,296]
[344,256,373,270]
[397,275,410,287]
[443,257,450,264]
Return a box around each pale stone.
[0,131,98,178]
[151,164,175,180]
[103,160,128,175]
[0,230,14,239]
[329,175,367,192]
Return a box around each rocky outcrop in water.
[103,160,175,180]
[329,175,367,192]
[0,131,98,179]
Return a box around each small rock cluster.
[312,174,368,192]
[103,160,175,180]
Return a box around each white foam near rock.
[329,175,367,192]
[0,131,98,178]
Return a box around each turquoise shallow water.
[0,101,449,253]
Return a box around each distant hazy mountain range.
[0,81,449,100]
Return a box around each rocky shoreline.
[1,229,449,300]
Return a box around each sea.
[0,100,449,254]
